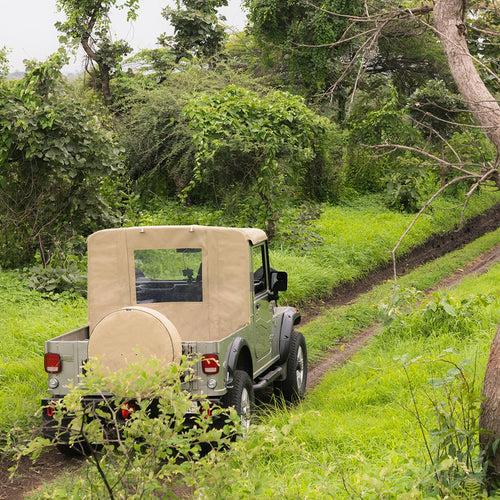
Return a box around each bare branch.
[367,143,479,175]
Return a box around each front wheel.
[222,369,254,431]
[275,331,308,403]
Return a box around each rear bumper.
[41,396,225,442]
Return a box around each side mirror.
[270,271,288,293]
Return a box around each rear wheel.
[275,331,308,403]
[222,370,254,431]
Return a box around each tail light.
[120,401,136,420]
[201,354,219,374]
[44,353,62,374]
[45,404,55,418]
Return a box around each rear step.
[253,365,284,391]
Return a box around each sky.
[0,0,247,73]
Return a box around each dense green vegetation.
[0,0,497,278]
[1,0,499,494]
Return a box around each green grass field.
[0,191,498,442]
[193,263,500,498]
[0,275,86,439]
[273,191,499,305]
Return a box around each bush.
[0,51,123,268]
[344,88,423,194]
[25,264,87,298]
[386,291,495,340]
[383,156,438,212]
[184,84,341,234]
[15,358,239,498]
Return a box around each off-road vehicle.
[42,225,307,438]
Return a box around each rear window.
[134,248,203,303]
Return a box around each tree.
[246,0,365,120]
[56,0,139,103]
[0,52,123,267]
[480,325,500,485]
[160,0,228,63]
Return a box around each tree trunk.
[433,0,500,483]
[100,64,112,105]
[434,0,500,167]
[479,325,500,483]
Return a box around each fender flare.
[279,309,301,363]
[226,337,252,385]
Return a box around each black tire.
[222,369,254,430]
[275,331,308,403]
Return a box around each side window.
[134,248,203,303]
[251,245,267,295]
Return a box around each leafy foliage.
[25,264,87,298]
[160,0,228,62]
[16,358,239,498]
[408,79,465,139]
[183,84,341,234]
[345,88,424,194]
[0,52,123,268]
[389,292,495,340]
[246,0,364,114]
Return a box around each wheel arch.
[279,308,301,363]
[226,337,254,385]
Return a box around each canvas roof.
[87,225,267,342]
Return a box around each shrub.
[399,354,487,497]
[0,51,123,268]
[25,264,87,298]
[183,84,341,234]
[383,156,438,213]
[386,291,495,340]
[15,358,239,498]
[344,89,423,195]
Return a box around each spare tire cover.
[88,306,182,374]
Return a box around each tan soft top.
[87,225,267,342]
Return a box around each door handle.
[255,303,260,310]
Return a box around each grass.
[0,190,497,442]
[192,263,500,498]
[32,239,500,499]
[274,190,499,305]
[0,274,86,440]
[304,227,500,364]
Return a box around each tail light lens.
[44,353,62,374]
[201,354,219,374]
[120,401,136,420]
[45,404,56,418]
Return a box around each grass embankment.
[274,191,499,305]
[0,191,498,440]
[194,261,500,498]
